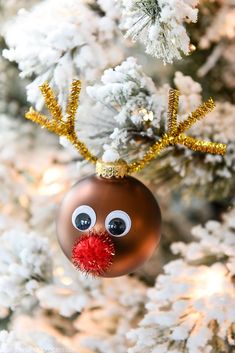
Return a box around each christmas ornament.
[25,81,227,277]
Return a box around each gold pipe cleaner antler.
[25,83,227,178]
[127,89,227,174]
[25,80,98,164]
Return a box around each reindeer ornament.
[26,81,226,277]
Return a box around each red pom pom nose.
[72,231,115,276]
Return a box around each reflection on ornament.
[25,81,227,278]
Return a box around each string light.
[19,195,30,208]
[54,266,65,276]
[39,166,67,196]
[42,166,64,184]
[138,108,154,123]
[61,277,73,286]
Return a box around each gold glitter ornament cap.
[96,159,128,179]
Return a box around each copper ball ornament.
[57,175,161,278]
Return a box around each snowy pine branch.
[120,0,199,63]
[0,330,73,353]
[85,56,169,162]
[127,207,235,353]
[81,58,235,199]
[2,0,123,110]
[0,230,52,310]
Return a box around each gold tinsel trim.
[177,98,215,134]
[127,90,227,174]
[66,80,81,126]
[40,82,63,121]
[167,89,179,136]
[26,83,227,177]
[178,134,227,155]
[25,80,97,164]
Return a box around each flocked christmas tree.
[0,1,234,352]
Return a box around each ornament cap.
[96,159,128,179]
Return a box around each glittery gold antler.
[25,80,98,164]
[127,89,227,174]
[167,89,179,136]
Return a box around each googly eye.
[105,210,131,237]
[72,205,96,231]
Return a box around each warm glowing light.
[55,287,74,297]
[43,166,63,184]
[19,195,29,208]
[139,108,154,122]
[39,183,64,196]
[54,266,65,276]
[0,307,9,319]
[224,12,235,39]
[39,166,67,196]
[189,44,196,53]
[144,111,154,122]
[61,277,73,286]
[202,272,224,296]
[194,265,229,298]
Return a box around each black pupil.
[75,213,91,231]
[108,218,126,236]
